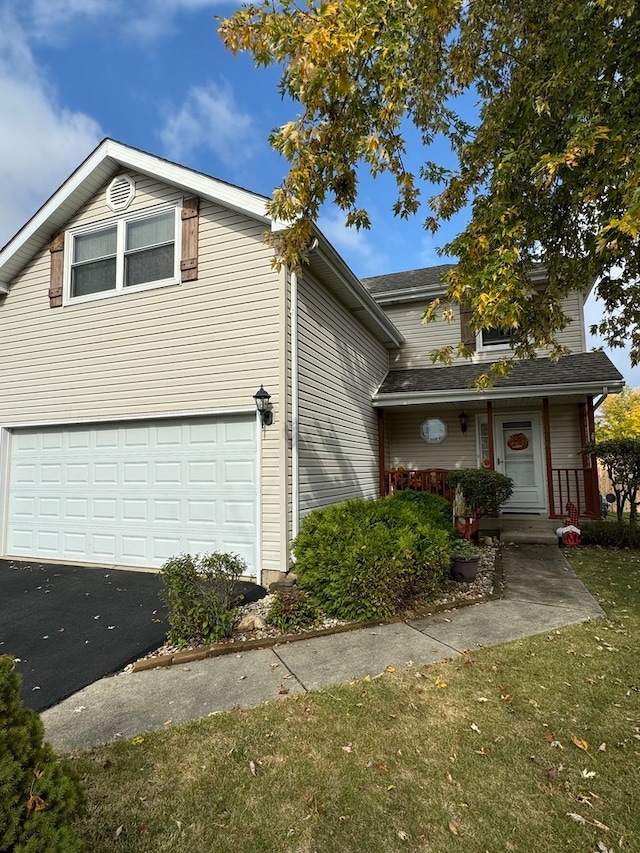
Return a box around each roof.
[374,351,625,406]
[361,264,456,303]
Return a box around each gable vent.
[106,174,135,212]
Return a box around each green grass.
[69,548,640,852]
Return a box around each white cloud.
[159,81,255,168]
[0,8,101,246]
[317,209,389,277]
[17,0,227,44]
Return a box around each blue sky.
[0,0,636,385]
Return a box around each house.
[362,266,624,519]
[0,140,624,584]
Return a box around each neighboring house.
[0,140,624,582]
[362,267,624,519]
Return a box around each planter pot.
[455,516,480,541]
[451,556,480,583]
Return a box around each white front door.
[494,414,547,512]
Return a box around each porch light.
[458,411,468,433]
[253,385,273,427]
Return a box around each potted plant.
[448,469,514,539]
[450,539,483,583]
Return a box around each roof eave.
[373,378,626,407]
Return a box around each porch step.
[480,515,560,546]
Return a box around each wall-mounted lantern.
[458,411,468,434]
[253,385,273,427]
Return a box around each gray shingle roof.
[377,351,623,395]
[361,264,456,297]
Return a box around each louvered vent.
[106,174,135,212]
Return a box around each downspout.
[291,269,300,544]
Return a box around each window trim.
[64,203,181,306]
[476,327,514,353]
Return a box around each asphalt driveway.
[0,559,168,712]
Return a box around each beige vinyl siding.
[383,293,588,369]
[547,403,587,513]
[0,174,285,575]
[296,273,389,515]
[386,409,478,470]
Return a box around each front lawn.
[69,549,640,852]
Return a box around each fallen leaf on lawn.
[598,743,607,752]
[341,744,353,754]
[397,830,410,841]
[114,824,124,839]
[475,748,489,755]
[580,768,596,779]
[131,736,144,745]
[25,795,46,812]
[596,842,614,853]
[572,735,589,752]
[279,685,289,695]
[470,723,481,733]
[446,772,454,784]
[475,696,489,702]
[386,665,396,673]
[435,676,448,688]
[567,812,587,825]
[543,767,558,779]
[249,761,257,776]
[448,822,459,835]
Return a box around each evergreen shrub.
[580,522,640,549]
[160,552,246,647]
[0,656,85,853]
[292,496,453,622]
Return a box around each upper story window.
[477,327,513,352]
[66,206,180,303]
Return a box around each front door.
[494,414,547,512]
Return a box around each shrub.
[387,489,455,533]
[447,468,514,516]
[160,552,246,647]
[580,522,640,549]
[0,656,85,853]
[267,589,320,632]
[292,496,453,622]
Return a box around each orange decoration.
[507,432,529,451]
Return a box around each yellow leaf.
[386,665,396,673]
[449,821,459,835]
[435,676,448,689]
[571,735,589,752]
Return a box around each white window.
[477,327,513,352]
[66,206,180,303]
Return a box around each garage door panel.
[6,416,258,571]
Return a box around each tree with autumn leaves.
[219,0,640,368]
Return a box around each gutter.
[291,269,300,544]
[373,380,625,408]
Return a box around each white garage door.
[6,416,258,571]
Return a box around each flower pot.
[451,556,480,583]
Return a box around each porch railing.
[387,467,600,520]
[385,468,452,502]
[550,468,600,519]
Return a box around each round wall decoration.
[507,432,529,451]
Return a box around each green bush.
[580,522,640,549]
[0,656,85,853]
[387,489,455,532]
[292,496,453,622]
[267,589,320,632]
[447,468,514,516]
[160,552,246,647]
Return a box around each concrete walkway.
[41,544,604,753]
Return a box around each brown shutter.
[459,303,476,351]
[181,196,199,282]
[49,233,64,308]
